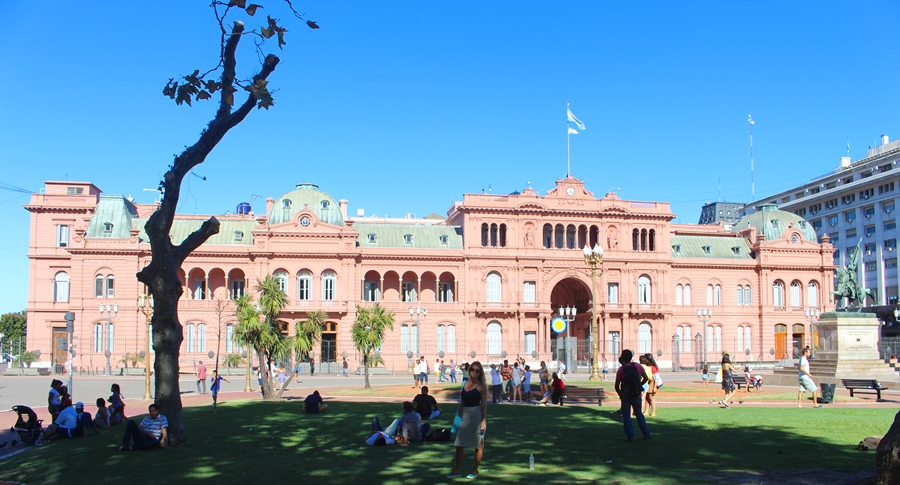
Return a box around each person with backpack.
[614,349,651,441]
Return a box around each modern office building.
[24,175,834,374]
[698,201,744,227]
[744,134,900,305]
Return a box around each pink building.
[24,176,834,374]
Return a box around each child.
[523,365,532,402]
[700,364,709,387]
[93,397,110,428]
[210,370,230,405]
[108,383,126,424]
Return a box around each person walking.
[489,364,502,404]
[719,354,738,408]
[412,358,421,389]
[438,359,447,383]
[615,349,650,441]
[798,347,823,408]
[449,360,457,383]
[639,355,657,417]
[210,370,230,406]
[309,356,315,376]
[447,361,488,479]
[342,357,349,377]
[196,361,207,395]
[700,363,710,387]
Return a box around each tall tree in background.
[352,304,395,389]
[0,312,26,356]
[134,2,318,442]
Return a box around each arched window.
[649,229,656,251]
[106,323,115,352]
[737,326,744,355]
[447,324,456,352]
[675,284,683,305]
[632,229,639,251]
[743,286,752,305]
[490,223,498,247]
[499,224,507,247]
[53,272,69,302]
[282,199,292,220]
[715,285,721,306]
[543,224,552,249]
[714,326,722,352]
[95,275,104,298]
[675,326,683,352]
[400,325,410,352]
[274,270,288,294]
[486,272,502,302]
[225,324,234,353]
[706,285,713,305]
[641,229,648,251]
[481,223,489,247]
[94,323,102,353]
[486,321,502,355]
[186,323,195,352]
[706,326,714,354]
[684,285,691,305]
[790,281,802,307]
[322,271,336,300]
[744,326,752,353]
[736,286,744,306]
[297,270,312,300]
[198,323,207,352]
[566,225,576,249]
[638,322,652,353]
[808,282,818,307]
[555,225,564,249]
[437,325,446,352]
[637,275,651,304]
[773,281,784,307]
[684,325,692,352]
[106,275,115,298]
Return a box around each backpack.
[620,363,643,398]
[426,427,451,442]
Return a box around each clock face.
[566,187,575,197]
[300,216,311,227]
[790,234,799,243]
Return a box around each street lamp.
[805,308,820,358]
[409,306,427,356]
[696,308,712,368]
[99,303,118,375]
[583,243,604,381]
[138,294,154,400]
[558,305,576,372]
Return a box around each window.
[193,280,206,300]
[57,225,70,247]
[865,243,876,255]
[437,325,445,353]
[274,270,288,293]
[684,325,692,352]
[637,322,651,353]
[102,222,114,235]
[637,276,651,304]
[808,282,818,307]
[675,284,683,305]
[864,206,876,219]
[231,279,245,299]
[736,286,743,306]
[94,323,102,353]
[225,324,234,353]
[702,245,711,255]
[861,188,875,200]
[790,281,801,307]
[772,281,784,307]
[672,244,682,254]
[410,324,418,353]
[233,231,243,242]
[744,326,752,354]
[607,283,619,303]
[66,186,84,195]
[830,232,839,243]
[439,235,449,245]
[486,272,502,302]
[888,258,899,269]
[524,331,536,355]
[706,285,713,305]
[884,202,895,214]
[714,326,722,352]
[737,326,743,355]
[486,322,502,355]
[523,281,536,303]
[675,327,683,352]
[846,228,857,238]
[887,239,898,252]
[95,275,104,298]
[715,285,722,306]
[402,282,416,302]
[403,234,413,245]
[106,275,115,298]
[865,261,877,271]
[886,221,897,231]
[106,323,114,352]
[812,220,822,231]
[743,286,752,305]
[448,325,456,352]
[845,210,856,223]
[186,323,195,352]
[879,182,895,195]
[683,284,691,305]
[843,194,856,205]
[198,323,206,352]
[866,225,876,237]
[53,272,69,302]
[297,271,311,300]
[368,233,377,244]
[401,325,409,352]
[322,271,336,300]
[732,246,741,256]
[439,282,452,303]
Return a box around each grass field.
[0,398,891,484]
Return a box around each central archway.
[549,277,594,369]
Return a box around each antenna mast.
[748,114,755,199]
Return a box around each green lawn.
[0,400,890,484]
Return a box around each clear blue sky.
[2,1,900,314]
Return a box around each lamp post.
[138,294,154,400]
[805,308,820,358]
[409,306,427,356]
[583,243,604,380]
[558,305,576,372]
[696,308,712,368]
[99,303,118,375]
[64,312,75,398]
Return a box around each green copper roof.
[268,183,345,226]
[670,236,753,259]
[354,223,462,249]
[732,204,817,242]
[86,195,138,238]
[132,218,257,246]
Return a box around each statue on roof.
[833,240,877,310]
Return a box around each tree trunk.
[259,349,278,401]
[363,353,370,389]
[876,409,900,484]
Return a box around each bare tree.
[876,410,900,484]
[135,2,317,442]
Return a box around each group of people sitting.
[367,386,441,445]
[36,380,127,445]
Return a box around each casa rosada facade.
[25,176,834,373]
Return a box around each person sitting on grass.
[371,401,428,446]
[36,398,77,445]
[119,403,168,451]
[108,383,126,425]
[304,390,328,414]
[210,370,230,406]
[94,398,110,428]
[75,401,99,437]
[412,386,440,420]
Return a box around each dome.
[268,183,345,226]
[732,204,817,242]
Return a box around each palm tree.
[352,303,395,389]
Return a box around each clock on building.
[566,187,575,197]
[300,216,311,227]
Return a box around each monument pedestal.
[769,312,900,386]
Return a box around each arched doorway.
[549,277,593,370]
[791,324,805,359]
[321,321,338,364]
[774,324,788,359]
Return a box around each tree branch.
[175,216,221,260]
[217,20,245,119]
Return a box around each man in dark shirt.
[304,390,328,413]
[412,386,440,420]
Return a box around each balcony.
[356,300,460,313]
[475,301,518,313]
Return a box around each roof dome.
[732,204,817,242]
[268,183,345,226]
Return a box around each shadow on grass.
[0,400,889,485]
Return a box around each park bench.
[732,376,760,392]
[557,387,607,406]
[841,379,888,401]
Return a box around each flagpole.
[567,101,571,177]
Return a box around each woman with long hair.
[448,361,488,479]
[719,354,738,408]
[641,354,659,417]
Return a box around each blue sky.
[2,1,900,314]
